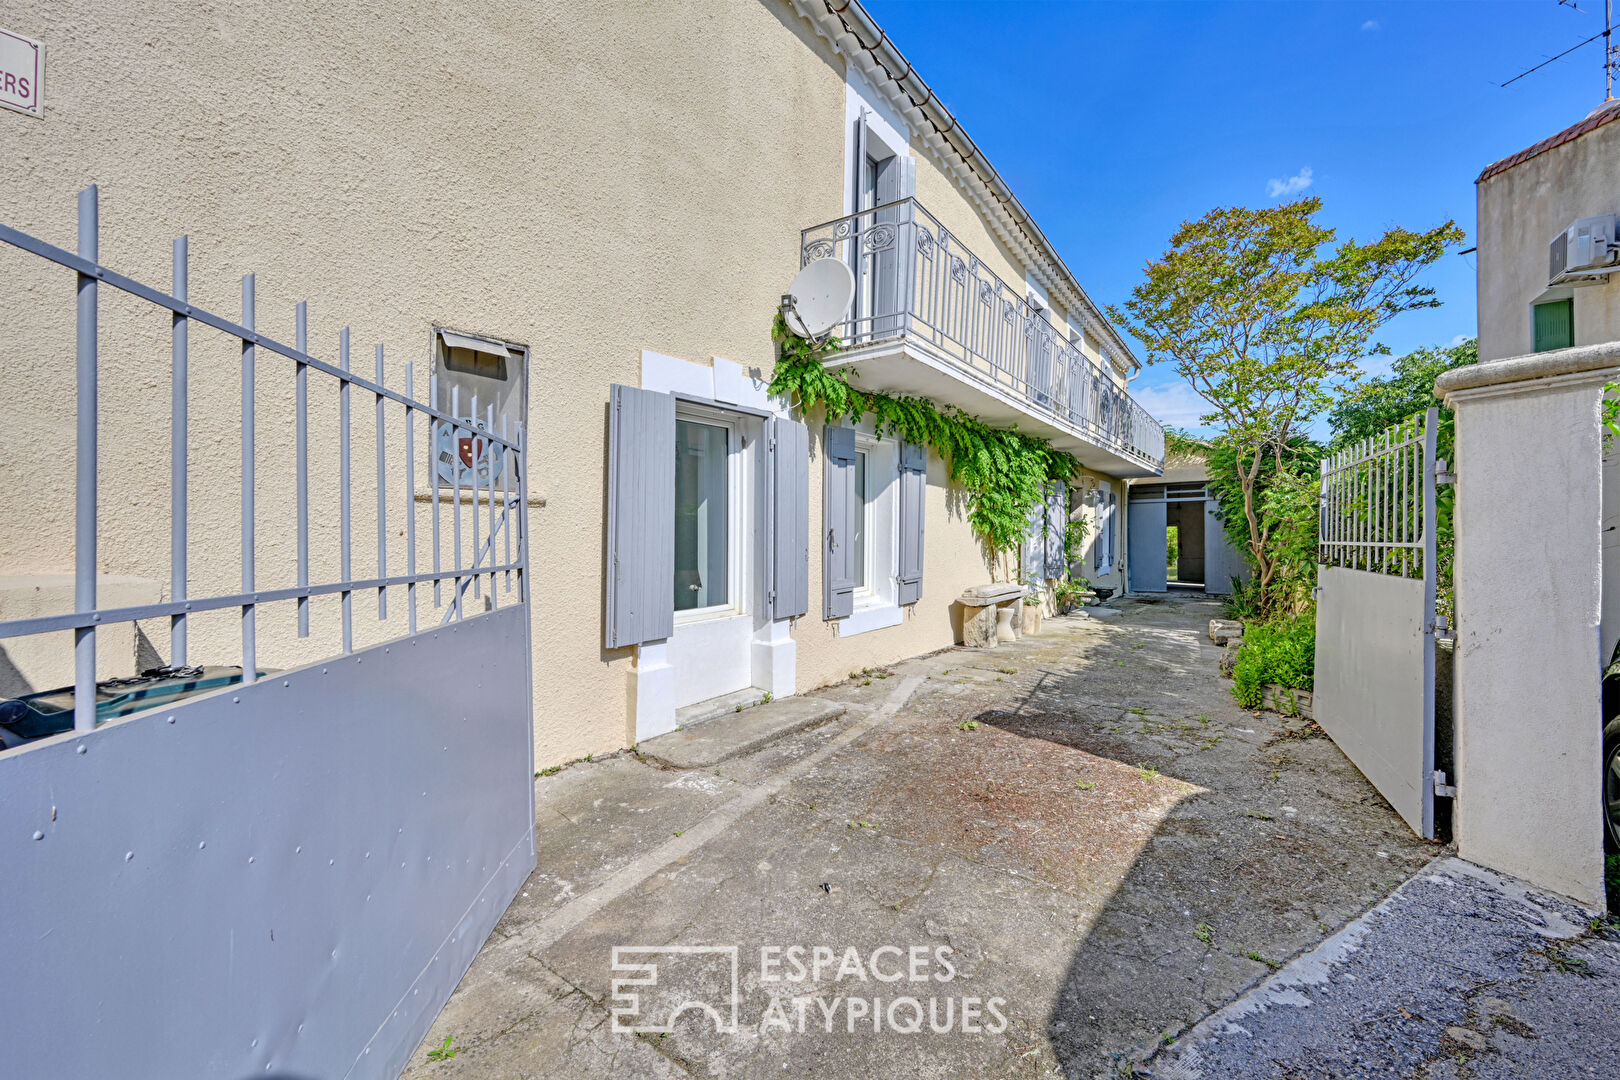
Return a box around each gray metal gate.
[1316,407,1442,839]
[0,187,535,1080]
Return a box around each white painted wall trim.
[640,349,785,415]
[631,639,677,743]
[839,601,903,637]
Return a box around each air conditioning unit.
[1549,214,1619,286]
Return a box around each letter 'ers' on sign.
[0,26,44,118]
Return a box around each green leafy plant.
[426,1036,458,1062]
[958,720,980,732]
[1232,614,1315,709]
[770,314,1076,579]
[1194,923,1214,945]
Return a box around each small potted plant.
[1053,577,1095,614]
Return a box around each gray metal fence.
[0,186,536,1080]
[1315,407,1442,839]
[1319,409,1435,581]
[800,197,1165,468]
[0,185,530,730]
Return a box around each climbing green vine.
[768,314,1079,578]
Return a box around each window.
[673,415,740,616]
[431,329,527,489]
[853,450,869,591]
[1533,298,1574,352]
[1093,484,1116,572]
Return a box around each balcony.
[799,198,1165,476]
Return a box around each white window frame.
[672,402,749,626]
[840,433,903,636]
[1094,481,1116,574]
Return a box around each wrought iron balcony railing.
[800,198,1165,469]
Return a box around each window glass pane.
[853,451,868,589]
[674,420,729,612]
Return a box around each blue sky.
[862,0,1616,437]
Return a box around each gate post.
[1436,342,1620,911]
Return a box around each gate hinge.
[1433,770,1458,799]
[1428,614,1455,644]
[1435,458,1456,485]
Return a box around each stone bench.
[957,583,1027,649]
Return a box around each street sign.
[0,26,43,118]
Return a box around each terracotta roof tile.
[1477,100,1620,183]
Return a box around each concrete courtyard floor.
[404,594,1440,1079]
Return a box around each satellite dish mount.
[781,257,855,347]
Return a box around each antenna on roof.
[1500,0,1617,101]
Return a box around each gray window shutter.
[605,384,675,649]
[896,440,927,606]
[771,416,810,619]
[899,155,917,199]
[823,425,857,620]
[1045,481,1068,576]
[1022,498,1046,582]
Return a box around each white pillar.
[1437,343,1620,911]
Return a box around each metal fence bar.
[451,387,464,617]
[295,301,310,638]
[241,274,257,684]
[404,362,417,634]
[340,327,353,654]
[0,564,526,642]
[517,421,529,605]
[171,235,189,665]
[501,414,512,593]
[74,186,99,733]
[430,374,442,608]
[375,344,387,620]
[1420,405,1440,838]
[486,402,497,607]
[470,394,481,602]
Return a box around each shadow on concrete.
[969,607,1437,1077]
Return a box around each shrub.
[1232,615,1315,709]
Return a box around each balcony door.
[853,130,907,341]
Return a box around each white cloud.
[1131,380,1215,430]
[1266,166,1314,199]
[1361,19,1380,31]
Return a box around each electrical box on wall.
[1549,214,1619,286]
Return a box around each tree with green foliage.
[1112,198,1463,610]
[1326,337,1477,449]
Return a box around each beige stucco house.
[0,0,1164,765]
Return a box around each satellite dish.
[782,257,855,341]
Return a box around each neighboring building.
[0,0,1164,763]
[1123,448,1248,596]
[1476,99,1620,361]
[1475,98,1620,660]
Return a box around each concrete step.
[674,687,769,728]
[642,695,847,770]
